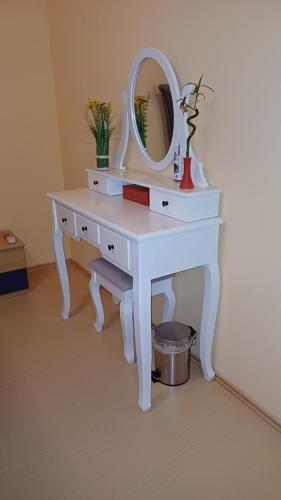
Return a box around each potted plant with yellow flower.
[86,100,115,170]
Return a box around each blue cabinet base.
[0,268,29,295]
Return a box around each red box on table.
[122,184,150,206]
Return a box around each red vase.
[180,157,194,189]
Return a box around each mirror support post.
[112,91,129,170]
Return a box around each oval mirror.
[134,59,171,162]
[128,48,180,171]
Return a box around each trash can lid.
[155,322,193,347]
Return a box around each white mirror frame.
[112,47,209,187]
[127,47,181,171]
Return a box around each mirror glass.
[134,58,173,162]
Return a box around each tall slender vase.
[180,157,194,189]
[96,140,109,170]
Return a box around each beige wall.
[0,0,66,266]
[47,0,281,423]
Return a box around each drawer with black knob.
[100,226,130,270]
[149,190,178,219]
[150,188,220,222]
[76,214,99,244]
[87,171,123,196]
[56,204,77,236]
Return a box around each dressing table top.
[48,188,222,241]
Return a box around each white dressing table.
[48,168,222,412]
[48,47,223,412]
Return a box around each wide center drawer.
[100,227,131,270]
[76,214,99,244]
[57,204,77,237]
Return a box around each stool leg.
[120,291,135,364]
[161,278,176,322]
[89,272,104,333]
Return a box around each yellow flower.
[87,99,96,108]
[87,99,113,112]
[85,98,115,141]
[135,95,149,104]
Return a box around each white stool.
[89,258,176,364]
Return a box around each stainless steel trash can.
[153,322,197,386]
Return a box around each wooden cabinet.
[0,231,29,295]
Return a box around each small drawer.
[100,227,130,270]
[150,189,220,222]
[88,171,123,196]
[76,214,99,245]
[150,191,185,220]
[57,204,77,236]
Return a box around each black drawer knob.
[93,180,99,185]
[82,226,88,232]
[61,217,67,223]
[162,200,169,207]
[107,244,115,251]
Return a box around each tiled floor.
[0,263,280,500]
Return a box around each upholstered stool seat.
[89,258,176,364]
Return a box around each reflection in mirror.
[134,58,173,162]
[134,95,149,149]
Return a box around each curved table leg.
[200,261,220,380]
[52,202,70,320]
[120,291,135,365]
[133,277,152,412]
